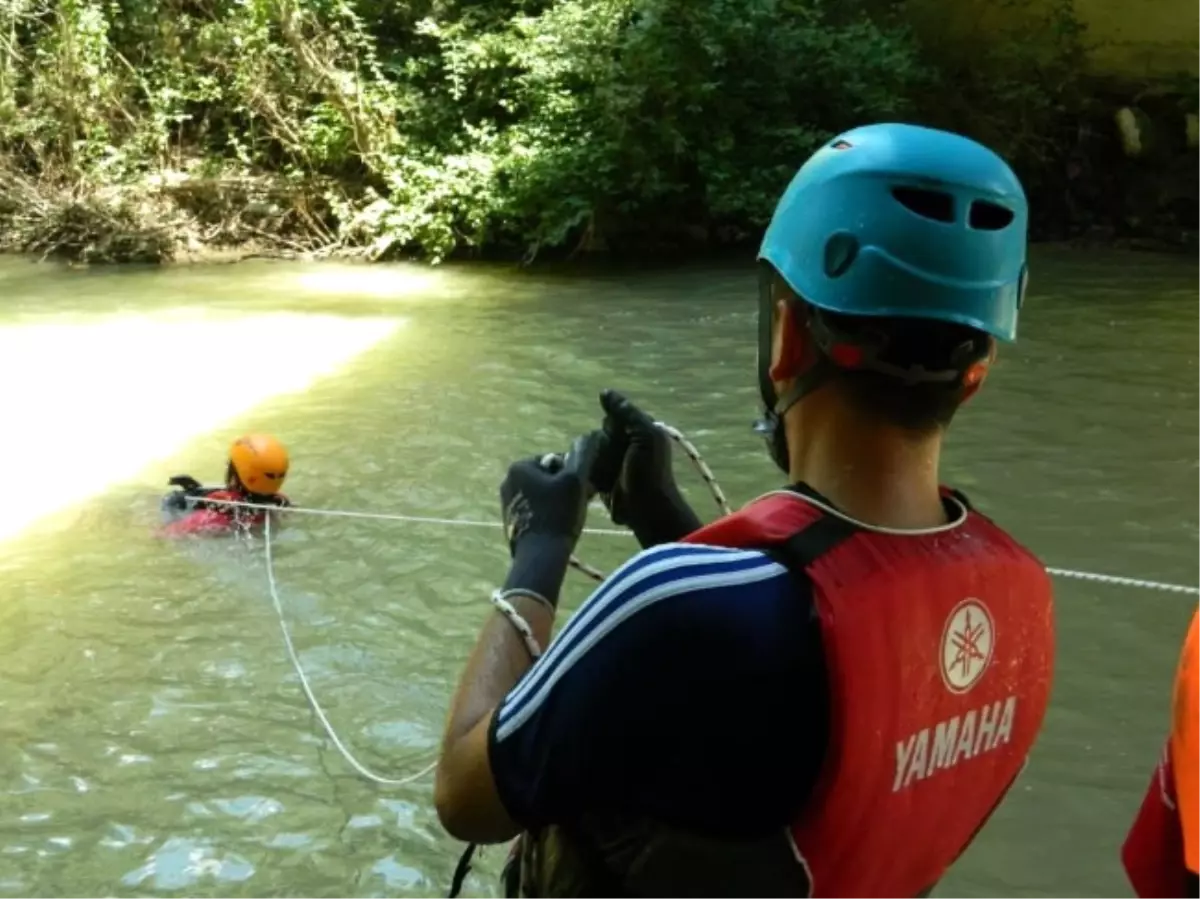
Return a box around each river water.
[0,248,1195,897]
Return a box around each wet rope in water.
[228,423,1200,792]
[263,512,437,787]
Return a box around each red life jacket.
[680,488,1055,898]
[160,489,289,538]
[1122,742,1190,898]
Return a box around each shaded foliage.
[0,0,1171,263]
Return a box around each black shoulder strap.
[768,511,860,575]
[944,486,998,525]
[945,487,974,511]
[448,842,477,898]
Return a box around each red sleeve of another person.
[1123,612,1199,899]
[1122,745,1189,898]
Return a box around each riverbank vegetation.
[0,0,1194,264]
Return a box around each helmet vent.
[968,200,1015,231]
[823,233,859,278]
[891,187,954,224]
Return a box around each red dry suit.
[159,488,289,538]
[680,488,1055,897]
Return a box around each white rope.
[263,513,437,787]
[490,590,545,660]
[563,422,731,583]
[1044,567,1200,596]
[203,466,1200,598]
[210,423,1197,790]
[191,499,631,536]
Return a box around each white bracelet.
[490,590,545,660]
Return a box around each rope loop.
[263,513,437,787]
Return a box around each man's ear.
[960,339,997,403]
[768,299,811,383]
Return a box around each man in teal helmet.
[751,123,1030,475]
[435,123,1056,898]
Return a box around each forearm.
[441,594,555,747]
[435,592,555,842]
[436,538,570,842]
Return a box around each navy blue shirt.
[487,542,829,839]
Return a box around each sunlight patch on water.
[0,312,402,543]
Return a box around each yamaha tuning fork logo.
[940,598,995,694]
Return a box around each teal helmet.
[758,122,1028,340]
[753,123,1029,469]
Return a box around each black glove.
[163,475,201,513]
[499,431,603,608]
[595,389,701,548]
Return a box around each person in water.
[1122,609,1198,898]
[433,122,1057,898]
[160,434,291,537]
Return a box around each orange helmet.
[228,434,289,495]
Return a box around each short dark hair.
[813,306,992,433]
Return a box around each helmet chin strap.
[755,356,838,475]
[755,265,838,475]
[753,407,791,476]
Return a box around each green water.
[0,248,1196,898]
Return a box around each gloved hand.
[168,475,203,493]
[499,430,604,608]
[594,389,701,548]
